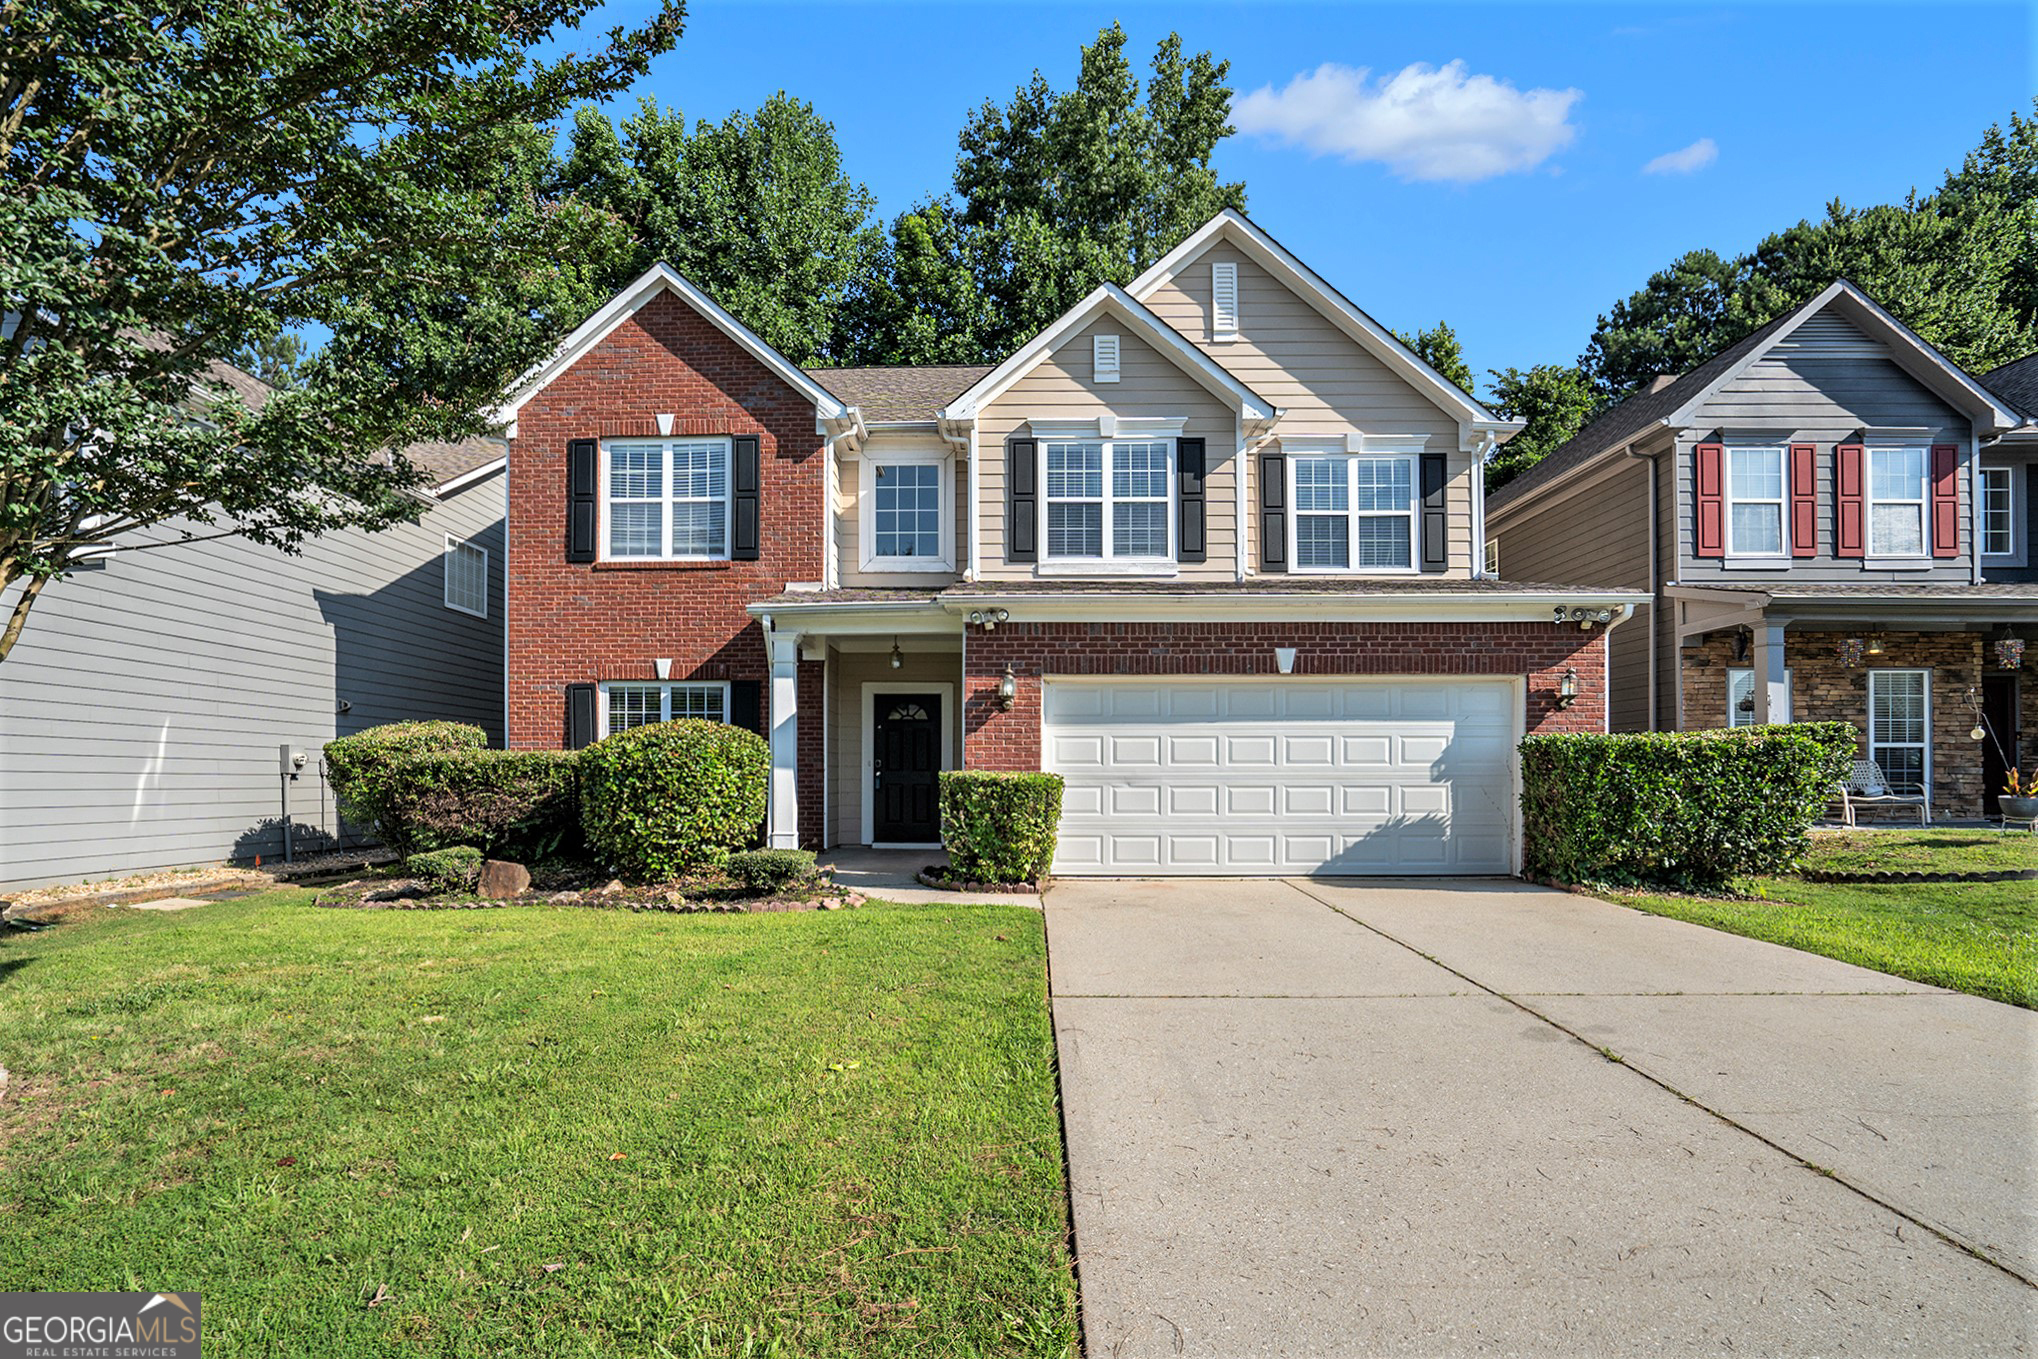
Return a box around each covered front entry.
[1042,676,1520,876]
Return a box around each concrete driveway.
[1047,878,2037,1357]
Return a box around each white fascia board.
[432,456,506,499]
[490,263,848,426]
[937,589,1652,626]
[1127,209,1504,430]
[1664,281,2020,432]
[743,598,962,638]
[941,284,1274,424]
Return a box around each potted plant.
[2002,769,2038,824]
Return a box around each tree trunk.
[0,570,49,664]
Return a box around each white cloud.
[1642,137,1718,176]
[1232,60,1582,183]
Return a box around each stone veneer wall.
[1681,630,2003,817]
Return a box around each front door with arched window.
[873,693,942,843]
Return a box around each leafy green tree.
[1579,249,1754,399]
[836,202,997,366]
[0,0,678,662]
[234,333,310,391]
[1485,364,1602,492]
[1394,321,1474,395]
[553,94,881,364]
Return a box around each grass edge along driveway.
[0,891,1077,1358]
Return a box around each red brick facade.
[960,621,1612,770]
[505,289,826,845]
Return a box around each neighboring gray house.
[1486,281,2037,819]
[0,363,506,890]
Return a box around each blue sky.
[568,1,2032,391]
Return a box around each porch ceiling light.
[996,663,1018,711]
[1866,635,1886,656]
[1555,668,1580,709]
[890,637,903,670]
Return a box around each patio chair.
[1829,759,1931,827]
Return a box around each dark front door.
[1982,675,2020,817]
[873,693,942,843]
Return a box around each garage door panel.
[1044,679,1516,876]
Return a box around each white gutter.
[433,455,508,499]
[936,589,1651,626]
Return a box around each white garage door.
[1043,678,1518,876]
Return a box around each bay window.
[1725,447,1786,556]
[1866,447,1927,558]
[1043,439,1173,561]
[599,681,729,737]
[603,437,730,561]
[1291,453,1416,572]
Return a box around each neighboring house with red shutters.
[494,209,1645,876]
[1487,281,2038,819]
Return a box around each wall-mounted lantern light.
[1555,668,1580,709]
[890,637,904,670]
[996,663,1019,711]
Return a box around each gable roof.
[806,365,992,423]
[489,262,850,430]
[940,282,1275,423]
[1127,209,1516,435]
[1488,280,2024,518]
[1982,351,2038,421]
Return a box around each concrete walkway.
[819,847,1042,907]
[1047,878,2037,1357]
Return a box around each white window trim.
[1211,261,1239,342]
[596,680,732,738]
[1038,437,1177,568]
[1723,445,1789,561]
[1979,465,2024,564]
[1864,445,1932,563]
[597,436,734,563]
[442,534,488,618]
[1866,668,1931,791]
[860,681,956,848]
[1484,536,1500,577]
[858,452,954,573]
[1287,451,1420,575]
[1726,667,1794,726]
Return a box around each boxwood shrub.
[726,848,819,894]
[578,719,769,881]
[1520,722,1857,888]
[939,771,1064,884]
[404,845,482,892]
[324,721,487,844]
[377,750,580,860]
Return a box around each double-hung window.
[1726,667,1793,726]
[1724,446,1786,556]
[604,437,730,561]
[1291,453,1417,571]
[599,681,729,737]
[443,535,488,617]
[1867,669,1929,792]
[1980,466,2019,560]
[1866,446,1928,558]
[862,456,950,570]
[1043,440,1171,561]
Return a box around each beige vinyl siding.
[837,432,966,589]
[976,316,1237,581]
[826,646,964,846]
[1141,240,1476,577]
[1491,456,1658,731]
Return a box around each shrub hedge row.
[378,749,580,860]
[938,771,1064,883]
[324,721,486,846]
[1520,723,1857,888]
[576,719,770,881]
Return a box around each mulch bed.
[308,870,862,914]
[914,867,1042,895]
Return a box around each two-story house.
[494,210,1643,875]
[1487,281,2038,819]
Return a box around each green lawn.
[0,892,1075,1357]
[1614,829,2038,1008]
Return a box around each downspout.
[821,407,865,591]
[1627,441,1662,730]
[1238,411,1285,577]
[1234,411,1247,581]
[939,417,978,580]
[1471,430,1496,577]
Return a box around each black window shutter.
[566,683,597,749]
[729,679,762,734]
[1007,437,1038,562]
[1259,452,1287,573]
[1420,453,1448,572]
[567,439,598,563]
[731,436,761,560]
[1177,437,1207,563]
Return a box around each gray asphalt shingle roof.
[1981,352,2038,421]
[804,365,995,423]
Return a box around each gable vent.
[1770,311,1885,360]
[1093,333,1121,383]
[1212,261,1239,339]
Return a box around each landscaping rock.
[598,879,626,896]
[478,859,532,899]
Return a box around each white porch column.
[766,628,803,848]
[1751,620,1788,726]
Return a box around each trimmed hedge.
[1520,723,1858,888]
[578,719,769,881]
[939,771,1064,884]
[325,721,487,846]
[404,845,482,891]
[727,849,819,894]
[377,749,579,860]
